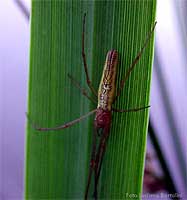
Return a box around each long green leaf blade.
[25,1,156,199]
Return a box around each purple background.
[0,0,29,199]
[0,0,186,199]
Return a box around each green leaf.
[25,1,156,199]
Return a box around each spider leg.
[93,126,110,199]
[82,13,97,97]
[85,125,98,200]
[112,105,150,113]
[68,73,97,104]
[26,109,97,131]
[114,22,157,102]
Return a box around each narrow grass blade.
[25,1,156,199]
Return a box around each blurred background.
[0,0,186,199]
